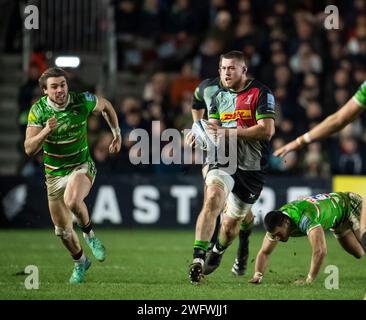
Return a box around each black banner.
[0,175,331,228]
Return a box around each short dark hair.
[263,211,287,233]
[38,67,67,89]
[219,50,246,66]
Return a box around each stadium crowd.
[17,0,366,177]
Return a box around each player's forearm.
[236,124,274,141]
[297,99,362,146]
[297,114,344,146]
[24,127,51,156]
[102,101,120,136]
[307,249,326,282]
[254,251,270,275]
[192,109,205,121]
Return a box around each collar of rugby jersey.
[47,94,71,111]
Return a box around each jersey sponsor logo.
[84,92,95,102]
[267,93,275,110]
[304,193,330,203]
[220,109,252,122]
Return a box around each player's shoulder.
[30,95,47,110]
[72,91,97,103]
[198,77,221,90]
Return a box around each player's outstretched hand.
[273,139,301,158]
[45,116,57,134]
[109,135,122,153]
[248,272,263,284]
[185,130,196,148]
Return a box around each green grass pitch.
[0,229,365,300]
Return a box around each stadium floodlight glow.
[55,56,80,68]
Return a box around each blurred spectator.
[333,135,364,175]
[193,36,223,79]
[269,137,299,174]
[303,142,330,178]
[18,63,43,133]
[29,48,48,74]
[92,132,116,175]
[206,10,234,51]
[289,42,322,74]
[21,153,44,178]
[88,114,102,147]
[169,61,201,108]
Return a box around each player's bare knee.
[54,226,72,240]
[205,189,225,209]
[64,196,81,212]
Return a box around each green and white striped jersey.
[27,91,97,176]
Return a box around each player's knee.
[205,189,224,208]
[54,226,72,240]
[64,196,81,212]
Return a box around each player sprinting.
[186,51,276,283]
[185,67,254,278]
[249,192,364,284]
[273,81,366,252]
[24,67,122,284]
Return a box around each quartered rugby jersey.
[208,79,276,171]
[278,192,356,237]
[27,91,97,176]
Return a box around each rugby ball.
[191,119,216,151]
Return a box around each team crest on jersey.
[83,92,95,102]
[245,94,253,104]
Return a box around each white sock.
[83,230,95,239]
[213,244,225,255]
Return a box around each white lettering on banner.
[133,186,160,223]
[89,184,325,225]
[92,186,122,223]
[170,186,198,224]
[252,187,275,225]
[287,187,312,202]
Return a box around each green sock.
[193,240,209,259]
[193,240,209,251]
